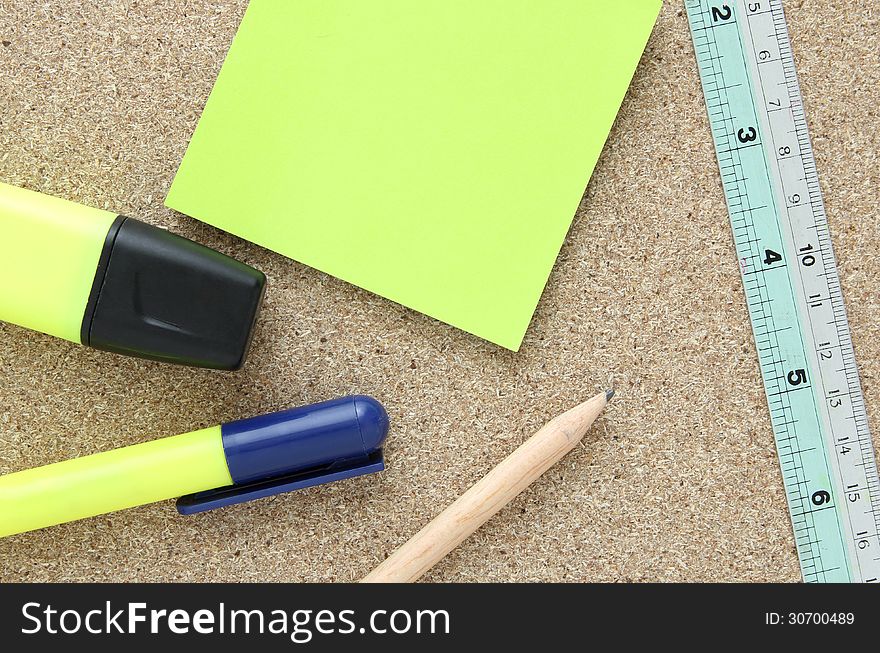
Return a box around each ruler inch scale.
[686,0,880,583]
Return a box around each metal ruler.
[686,0,880,582]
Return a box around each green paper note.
[167,0,660,350]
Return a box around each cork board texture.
[0,0,878,582]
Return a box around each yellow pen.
[0,396,389,538]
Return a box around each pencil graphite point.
[605,389,615,402]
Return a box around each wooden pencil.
[361,389,613,583]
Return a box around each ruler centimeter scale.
[686,0,880,582]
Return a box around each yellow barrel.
[0,426,232,537]
[0,182,117,343]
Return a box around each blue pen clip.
[176,395,389,515]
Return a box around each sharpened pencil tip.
[605,389,615,402]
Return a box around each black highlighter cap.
[81,217,265,370]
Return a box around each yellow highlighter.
[0,181,265,369]
[0,396,389,538]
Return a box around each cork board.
[1,0,878,582]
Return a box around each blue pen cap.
[176,395,389,515]
[223,395,388,484]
